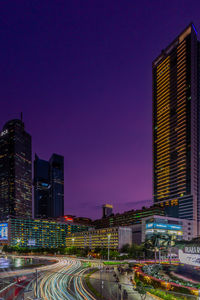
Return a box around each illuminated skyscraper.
[153,24,200,235]
[0,119,32,219]
[34,153,64,218]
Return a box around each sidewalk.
[115,268,153,300]
[89,268,154,300]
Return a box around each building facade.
[34,155,50,218]
[0,119,32,219]
[152,23,200,235]
[142,215,195,243]
[49,154,64,218]
[34,154,64,219]
[92,206,164,229]
[66,227,132,250]
[0,217,90,248]
[102,204,113,218]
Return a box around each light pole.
[107,234,111,261]
[72,238,75,246]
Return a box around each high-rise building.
[0,119,32,219]
[34,153,64,218]
[153,23,200,235]
[102,204,113,218]
[49,154,64,218]
[34,155,50,218]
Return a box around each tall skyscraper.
[34,155,50,218]
[34,154,64,218]
[153,23,200,235]
[0,119,32,219]
[49,154,64,218]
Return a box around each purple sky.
[1,1,200,219]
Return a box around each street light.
[107,234,111,261]
[72,238,75,246]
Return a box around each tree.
[135,281,147,300]
[110,250,119,260]
[129,243,144,259]
[100,248,107,259]
[94,246,101,253]
[120,244,130,253]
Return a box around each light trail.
[32,258,96,300]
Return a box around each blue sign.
[28,239,35,246]
[0,223,8,240]
[146,223,182,231]
[146,223,154,229]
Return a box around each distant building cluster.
[0,23,199,250]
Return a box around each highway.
[0,256,150,299]
[29,258,96,300]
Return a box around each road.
[29,258,96,300]
[0,256,153,300]
[0,256,96,300]
[90,268,154,300]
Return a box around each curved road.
[31,258,96,300]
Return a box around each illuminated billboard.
[146,223,182,231]
[0,223,8,240]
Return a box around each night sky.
[1,1,200,219]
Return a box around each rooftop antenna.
[20,112,23,121]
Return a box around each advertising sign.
[0,223,8,240]
[146,223,182,231]
[179,249,200,267]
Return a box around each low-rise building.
[0,216,90,248]
[92,206,164,229]
[66,227,132,250]
[142,215,195,242]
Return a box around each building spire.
[20,112,23,121]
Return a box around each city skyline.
[1,2,200,218]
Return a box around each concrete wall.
[118,227,132,250]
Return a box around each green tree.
[120,243,130,253]
[129,243,144,259]
[135,281,147,300]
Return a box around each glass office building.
[152,24,200,235]
[0,119,32,219]
[34,154,64,219]
[34,155,50,218]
